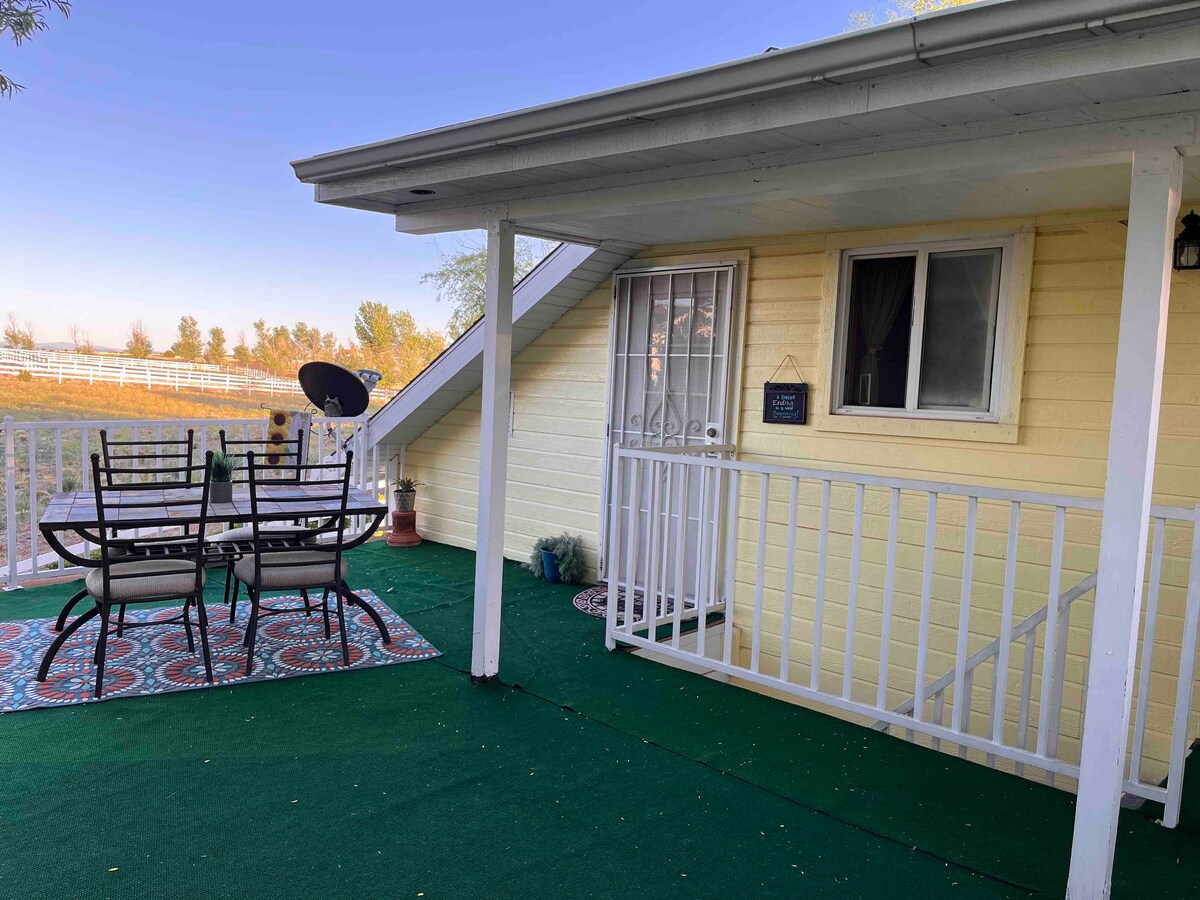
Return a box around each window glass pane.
[841,256,915,409]
[917,248,1002,412]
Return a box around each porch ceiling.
[521,158,1200,246]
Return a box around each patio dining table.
[36,482,390,678]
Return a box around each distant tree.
[420,235,556,338]
[352,300,446,387]
[232,332,252,366]
[3,312,35,349]
[67,322,94,353]
[848,0,977,29]
[170,315,204,361]
[204,326,227,364]
[290,322,340,362]
[125,320,153,358]
[1,1,71,97]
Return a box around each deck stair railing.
[875,571,1096,776]
[2,414,379,588]
[606,445,1200,829]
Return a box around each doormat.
[572,584,673,622]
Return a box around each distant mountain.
[35,342,123,353]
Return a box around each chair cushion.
[234,551,347,591]
[206,525,316,544]
[86,559,205,602]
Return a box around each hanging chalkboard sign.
[763,382,808,425]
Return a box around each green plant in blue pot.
[527,534,586,585]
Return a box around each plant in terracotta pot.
[210,451,239,503]
[527,534,586,585]
[393,476,418,513]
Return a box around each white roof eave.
[291,0,1200,183]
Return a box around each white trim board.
[364,240,642,450]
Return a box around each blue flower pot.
[541,549,562,583]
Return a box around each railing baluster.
[914,492,939,723]
[5,416,18,589]
[1015,629,1036,777]
[932,689,945,751]
[671,463,689,650]
[604,454,623,651]
[1039,506,1067,781]
[717,461,733,612]
[811,479,831,692]
[720,468,739,667]
[644,459,661,633]
[623,456,643,639]
[959,668,974,759]
[991,501,1021,747]
[1164,510,1200,828]
[1130,517,1165,787]
[692,462,712,635]
[951,496,977,739]
[751,473,769,674]
[657,459,674,629]
[843,482,864,700]
[780,476,799,683]
[877,487,900,710]
[54,426,64,571]
[27,425,38,580]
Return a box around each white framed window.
[831,236,1013,422]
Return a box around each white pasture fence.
[606,445,1200,827]
[1,414,383,587]
[0,348,398,399]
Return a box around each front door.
[600,264,736,598]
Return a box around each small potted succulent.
[527,534,587,585]
[393,476,418,513]
[209,451,239,503]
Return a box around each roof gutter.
[291,0,1200,183]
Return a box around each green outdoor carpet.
[1,540,1196,899]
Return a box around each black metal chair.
[208,427,316,620]
[39,452,216,698]
[99,427,196,486]
[230,451,361,676]
[53,428,198,634]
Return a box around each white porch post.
[1067,147,1182,899]
[471,217,515,681]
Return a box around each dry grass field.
[0,376,387,422]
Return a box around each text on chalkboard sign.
[763,382,808,425]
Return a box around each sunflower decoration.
[265,409,297,466]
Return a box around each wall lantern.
[1176,210,1200,270]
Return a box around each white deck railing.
[0,348,399,400]
[1,414,383,588]
[606,446,1200,828]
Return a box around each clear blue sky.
[2,0,864,350]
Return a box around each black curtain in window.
[852,257,915,406]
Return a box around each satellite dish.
[299,361,371,417]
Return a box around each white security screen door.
[601,264,736,595]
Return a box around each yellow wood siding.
[405,288,613,576]
[401,209,1200,786]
